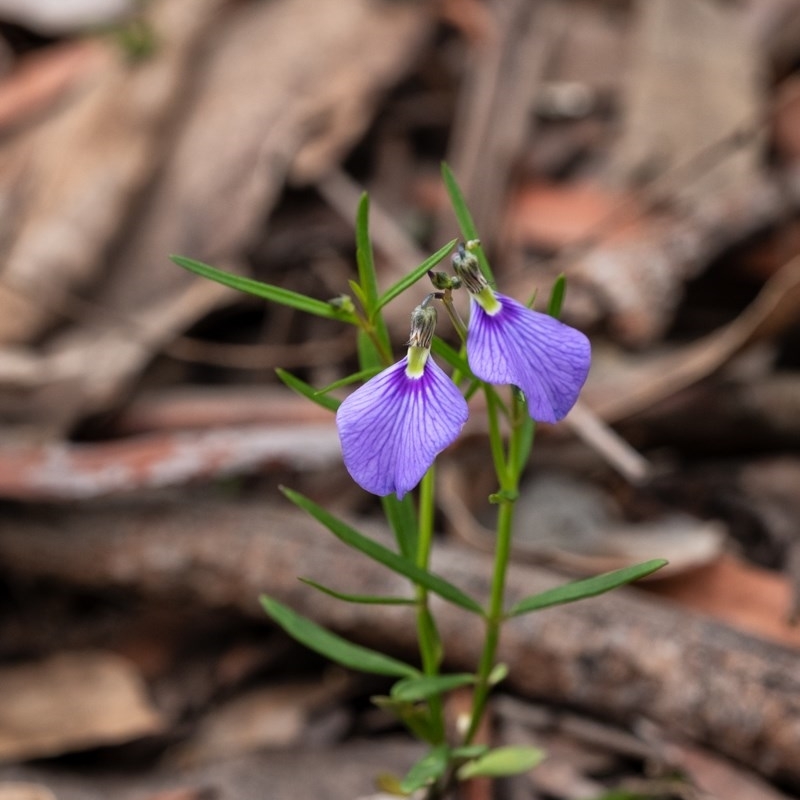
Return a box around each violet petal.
[467,293,591,423]
[336,356,468,498]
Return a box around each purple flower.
[336,301,468,498]
[453,246,591,423]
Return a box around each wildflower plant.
[173,164,666,798]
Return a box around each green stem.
[465,389,525,743]
[484,386,510,487]
[464,499,515,743]
[416,466,445,742]
[417,465,436,570]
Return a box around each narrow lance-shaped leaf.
[431,336,473,378]
[275,368,339,412]
[355,194,380,309]
[440,162,495,285]
[401,745,450,794]
[282,487,484,615]
[316,367,383,394]
[382,493,418,560]
[299,577,416,606]
[547,274,567,319]
[391,674,476,703]
[260,595,418,678]
[508,559,668,617]
[354,195,392,357]
[171,256,355,322]
[357,327,388,372]
[374,239,458,315]
[458,746,544,780]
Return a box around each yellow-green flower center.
[405,345,429,378]
[473,285,501,315]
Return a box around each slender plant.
[173,164,666,798]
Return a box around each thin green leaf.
[357,328,387,373]
[440,163,495,284]
[508,559,668,617]
[547,274,567,318]
[372,696,440,744]
[513,414,536,474]
[431,336,472,377]
[348,279,369,311]
[275,368,339,412]
[316,367,383,394]
[463,378,483,402]
[374,239,458,315]
[260,595,417,677]
[401,745,449,794]
[451,745,489,760]
[391,674,475,702]
[354,196,392,358]
[458,746,544,780]
[355,193,380,309]
[282,487,484,615]
[382,493,418,560]
[171,256,354,322]
[299,577,416,606]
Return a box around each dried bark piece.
[0,0,226,344]
[0,651,164,762]
[561,0,766,344]
[1,498,799,784]
[0,422,341,500]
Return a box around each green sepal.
[299,577,416,606]
[275,368,339,412]
[390,673,475,703]
[171,256,355,323]
[440,163,495,285]
[507,559,669,617]
[374,239,458,317]
[457,746,544,779]
[547,274,567,318]
[401,744,450,794]
[260,595,417,678]
[282,487,483,615]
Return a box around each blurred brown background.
[0,1,800,798]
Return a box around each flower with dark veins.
[336,297,468,498]
[452,244,591,423]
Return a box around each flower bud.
[451,243,486,295]
[408,295,438,350]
